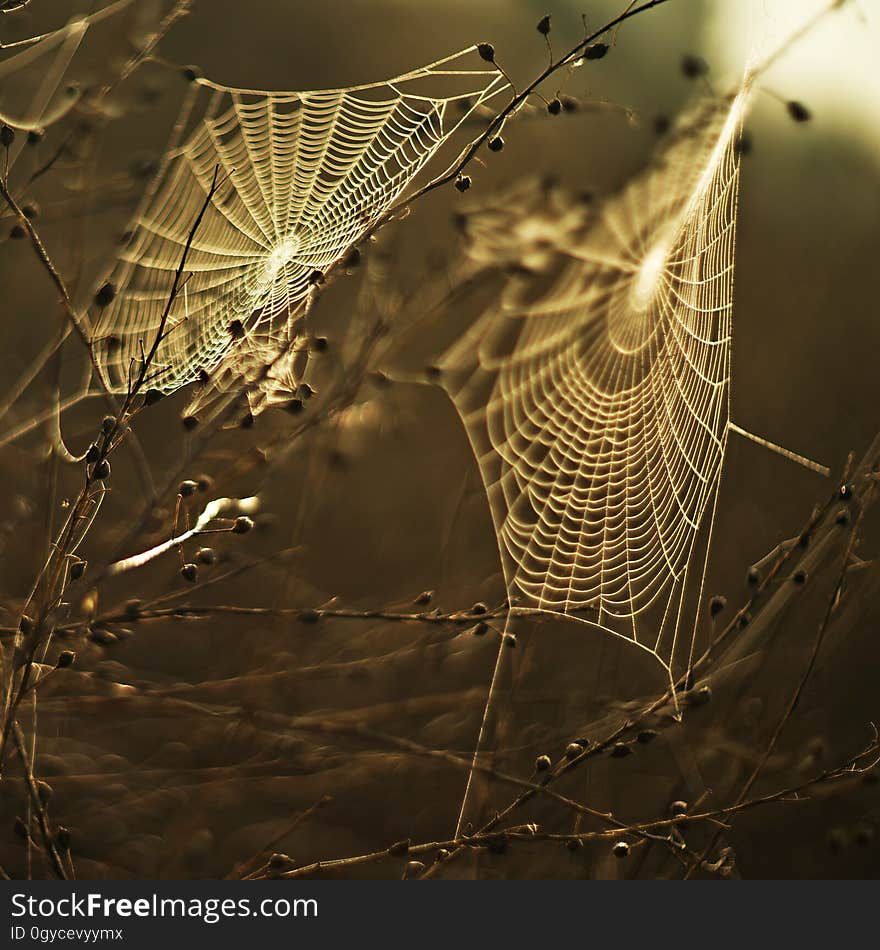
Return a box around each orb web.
[440,90,748,677]
[91,48,509,412]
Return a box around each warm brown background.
[0,0,878,879]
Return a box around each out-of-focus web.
[441,88,752,837]
[91,48,510,418]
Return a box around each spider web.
[91,48,509,416]
[440,88,750,680]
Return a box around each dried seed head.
[123,599,142,621]
[690,684,712,706]
[471,621,489,636]
[196,546,216,565]
[477,43,496,63]
[610,742,632,758]
[101,415,116,435]
[93,459,111,480]
[793,569,807,585]
[388,839,410,857]
[681,54,708,79]
[181,65,203,83]
[670,800,688,817]
[709,595,727,617]
[196,474,213,492]
[612,840,630,858]
[179,479,199,498]
[415,590,433,605]
[180,562,199,583]
[585,43,609,61]
[488,135,505,152]
[403,860,426,878]
[535,754,552,772]
[652,115,672,136]
[182,415,199,431]
[547,97,562,115]
[637,729,658,745]
[70,560,87,581]
[454,174,472,192]
[537,15,551,35]
[1,124,15,147]
[471,602,488,615]
[232,516,254,535]
[268,852,291,868]
[56,827,71,850]
[835,508,850,526]
[86,443,100,465]
[747,565,760,586]
[144,388,164,406]
[36,780,53,805]
[27,129,44,145]
[786,100,811,123]
[94,281,116,308]
[56,650,76,669]
[502,632,517,648]
[299,607,321,623]
[565,742,584,760]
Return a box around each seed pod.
[123,599,142,621]
[101,415,116,434]
[565,742,583,760]
[299,607,321,624]
[535,754,552,771]
[610,742,631,758]
[415,590,433,605]
[455,175,472,192]
[471,621,489,637]
[36,780,53,805]
[94,281,116,308]
[179,479,199,498]
[585,43,608,60]
[488,136,504,152]
[502,632,517,648]
[477,43,495,63]
[93,460,111,480]
[612,840,630,858]
[56,650,76,669]
[471,602,488,614]
[670,800,688,817]
[180,562,199,583]
[709,595,727,616]
[70,560,87,581]
[388,839,410,857]
[86,443,100,464]
[1,124,15,147]
[786,101,811,123]
[681,54,708,79]
[547,97,562,115]
[144,388,164,406]
[196,546,216,565]
[56,827,71,850]
[268,852,291,868]
[637,729,657,744]
[232,516,254,535]
[537,15,551,35]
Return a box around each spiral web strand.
[442,89,750,679]
[92,48,509,414]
